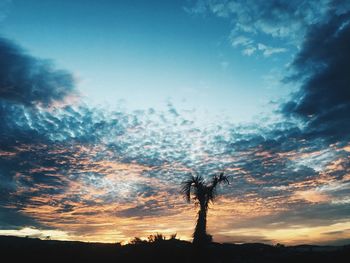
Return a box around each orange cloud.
[292,189,330,203]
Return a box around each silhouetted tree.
[181,172,229,246]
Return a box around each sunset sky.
[1,0,350,245]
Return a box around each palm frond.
[218,172,230,184]
[181,175,204,202]
[208,172,229,202]
[181,175,196,202]
[211,172,229,188]
[181,179,193,202]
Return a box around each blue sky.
[0,0,292,123]
[1,0,350,245]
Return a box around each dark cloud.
[0,206,42,230]
[283,10,350,142]
[0,37,76,107]
[323,229,350,235]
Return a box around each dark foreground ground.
[1,235,349,263]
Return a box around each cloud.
[257,43,287,57]
[231,36,253,47]
[282,10,350,142]
[0,227,69,240]
[242,46,256,56]
[0,37,76,107]
[187,0,350,55]
[187,0,348,38]
[0,206,41,230]
[231,36,287,57]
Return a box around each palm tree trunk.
[193,205,208,245]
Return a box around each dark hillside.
[1,236,349,263]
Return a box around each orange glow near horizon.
[3,144,350,246]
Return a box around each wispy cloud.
[231,36,287,57]
[186,0,350,56]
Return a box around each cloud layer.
[1,1,350,244]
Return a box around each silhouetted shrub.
[130,237,146,245]
[147,233,165,243]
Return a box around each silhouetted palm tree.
[181,172,229,246]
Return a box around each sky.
[0,0,350,245]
